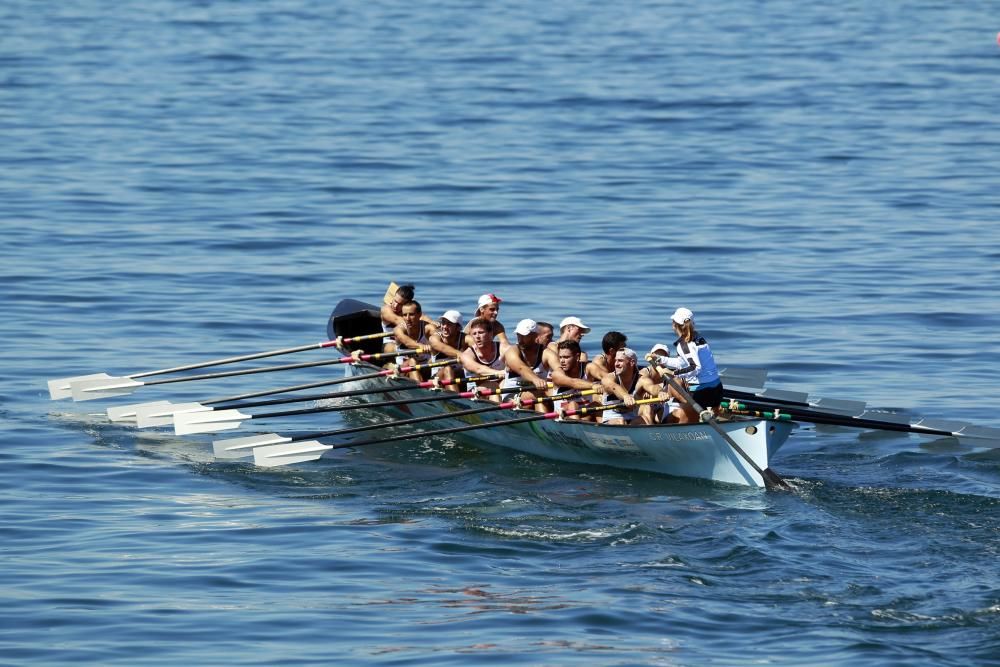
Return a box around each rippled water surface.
[3,1,999,664]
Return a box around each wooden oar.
[48,331,393,400]
[249,389,618,467]
[120,358,457,426]
[722,400,1000,446]
[68,349,411,402]
[175,372,493,435]
[217,387,595,460]
[651,362,792,491]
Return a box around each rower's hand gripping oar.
[67,348,409,402]
[48,330,393,400]
[123,358,458,427]
[249,392,666,468]
[649,359,792,491]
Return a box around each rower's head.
[476,293,502,320]
[401,300,422,327]
[389,284,415,314]
[515,318,538,345]
[557,339,581,373]
[614,347,638,373]
[559,316,591,342]
[671,307,695,342]
[536,321,554,347]
[601,331,628,356]
[439,310,462,337]
[468,316,494,346]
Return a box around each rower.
[549,339,602,421]
[600,347,656,425]
[502,319,549,412]
[460,317,509,402]
[393,300,434,381]
[542,315,591,378]
[644,343,686,424]
[463,293,510,347]
[380,284,435,356]
[427,310,466,390]
[586,330,627,381]
[536,321,554,349]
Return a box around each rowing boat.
[317,299,794,488]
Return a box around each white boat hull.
[338,364,792,488]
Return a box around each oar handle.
[337,331,394,345]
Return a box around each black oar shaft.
[204,359,457,406]
[724,400,956,438]
[330,411,556,450]
[138,350,408,388]
[130,340,341,379]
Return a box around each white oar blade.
[858,409,910,424]
[135,402,211,429]
[107,400,173,424]
[719,367,767,390]
[173,409,251,436]
[757,388,809,404]
[49,373,114,400]
[955,425,1000,446]
[810,397,867,417]
[213,433,292,459]
[70,376,144,402]
[253,440,332,467]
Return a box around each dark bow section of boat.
[327,299,382,354]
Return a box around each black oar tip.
[763,469,795,492]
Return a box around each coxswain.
[662,307,724,423]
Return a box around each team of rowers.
[372,284,724,426]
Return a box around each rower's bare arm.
[429,332,461,358]
[551,368,596,391]
[461,350,504,377]
[394,324,423,351]
[586,359,610,381]
[505,347,547,390]
[381,304,401,329]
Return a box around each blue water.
[3,1,999,664]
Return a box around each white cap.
[649,342,670,355]
[671,307,694,325]
[441,310,462,325]
[515,318,538,336]
[559,316,591,333]
[617,347,637,361]
[477,293,502,308]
